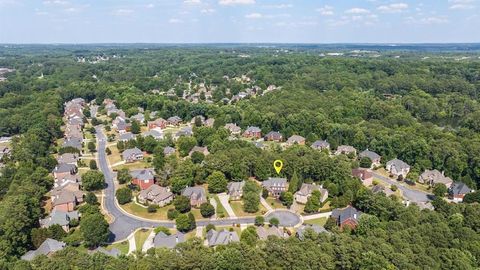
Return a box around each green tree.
[177,136,197,157]
[288,171,301,193]
[243,192,260,213]
[433,183,448,198]
[304,190,322,213]
[81,170,105,191]
[89,160,98,170]
[80,213,109,248]
[174,195,191,213]
[85,192,98,205]
[131,120,141,134]
[167,209,179,220]
[269,217,279,227]
[254,216,265,226]
[87,141,96,153]
[200,202,215,218]
[117,168,131,185]
[191,151,205,164]
[176,214,192,232]
[240,226,259,246]
[207,171,228,193]
[359,157,372,168]
[279,191,294,207]
[116,187,132,205]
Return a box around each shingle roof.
[287,135,305,144]
[40,209,79,227]
[153,232,185,248]
[130,168,155,181]
[311,140,330,149]
[449,182,472,196]
[386,159,410,170]
[296,224,329,239]
[359,149,381,161]
[331,206,362,224]
[262,178,287,188]
[21,238,66,261]
[182,186,206,201]
[206,229,239,246]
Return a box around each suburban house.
[371,185,395,196]
[62,137,83,151]
[56,153,79,165]
[224,123,241,135]
[153,232,185,248]
[53,163,77,180]
[227,181,245,200]
[21,238,66,261]
[148,118,167,130]
[138,185,173,206]
[174,126,193,140]
[262,177,288,198]
[167,116,182,126]
[294,183,329,204]
[264,131,283,142]
[359,149,381,167]
[352,168,374,186]
[39,209,79,232]
[130,113,145,123]
[54,173,81,188]
[386,159,411,178]
[335,145,357,156]
[51,183,84,212]
[206,229,239,247]
[90,247,121,258]
[256,226,285,240]
[296,224,329,240]
[243,126,262,139]
[189,146,209,156]
[449,182,473,202]
[286,135,306,146]
[122,147,144,163]
[142,129,164,140]
[130,168,156,190]
[418,169,453,188]
[119,132,136,142]
[163,146,176,156]
[331,206,363,229]
[311,140,330,152]
[181,186,207,207]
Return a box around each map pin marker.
[274,160,283,175]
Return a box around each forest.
[1,45,480,269]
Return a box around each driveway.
[372,172,432,203]
[265,210,302,227]
[217,193,236,218]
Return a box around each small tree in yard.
[280,191,294,207]
[254,216,265,226]
[240,226,259,247]
[176,214,194,232]
[82,170,105,191]
[117,168,131,185]
[207,171,228,193]
[167,209,179,220]
[174,195,191,213]
[433,183,448,198]
[206,224,216,232]
[200,202,215,218]
[105,147,112,155]
[359,157,372,168]
[243,192,260,213]
[191,151,205,164]
[80,213,109,248]
[89,160,98,170]
[116,187,132,205]
[262,188,269,199]
[85,192,98,205]
[304,190,321,213]
[88,141,96,153]
[269,217,280,227]
[147,204,158,213]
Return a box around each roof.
[262,177,287,188]
[449,182,472,196]
[167,116,182,123]
[225,123,241,133]
[352,168,373,180]
[386,159,410,170]
[419,169,453,185]
[142,129,163,139]
[153,232,185,248]
[164,146,176,155]
[359,149,381,161]
[336,145,356,154]
[40,209,79,227]
[296,224,329,239]
[182,186,207,201]
[57,153,79,164]
[119,132,136,141]
[206,229,239,246]
[130,168,155,181]
[91,247,121,257]
[256,226,284,240]
[265,131,282,138]
[21,238,66,261]
[122,147,143,159]
[190,146,208,155]
[331,206,362,224]
[62,137,82,150]
[139,185,173,201]
[245,126,261,133]
[296,183,327,197]
[311,140,330,149]
[53,163,77,174]
[227,181,245,193]
[287,135,305,144]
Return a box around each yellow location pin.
[274,160,283,175]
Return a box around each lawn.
[230,200,267,217]
[203,225,242,238]
[121,202,175,220]
[266,197,287,209]
[107,145,122,165]
[304,217,327,226]
[106,241,129,254]
[135,228,152,250]
[213,195,229,218]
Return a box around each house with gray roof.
[40,209,79,232]
[53,163,77,180]
[131,113,145,123]
[224,123,241,135]
[386,159,411,178]
[449,182,473,202]
[262,177,288,198]
[174,126,193,140]
[153,232,185,248]
[138,185,174,206]
[142,129,163,140]
[294,183,328,204]
[57,153,79,165]
[296,224,329,240]
[227,181,245,200]
[206,229,239,247]
[359,149,381,167]
[311,140,330,152]
[243,126,262,139]
[21,238,66,261]
[130,168,155,190]
[167,116,182,126]
[122,147,144,163]
[163,146,176,156]
[62,137,83,151]
[335,145,357,156]
[331,206,362,229]
[119,132,136,142]
[181,186,207,207]
[189,146,209,156]
[286,135,306,146]
[419,169,453,188]
[90,247,121,257]
[264,131,283,142]
[256,226,285,240]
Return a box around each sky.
[0,0,479,43]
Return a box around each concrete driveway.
[217,193,236,217]
[372,172,432,203]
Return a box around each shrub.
[115,187,132,205]
[254,216,265,226]
[147,204,158,213]
[167,209,179,220]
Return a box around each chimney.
[175,235,179,243]
[354,214,357,219]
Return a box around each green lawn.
[116,160,153,170]
[213,195,228,218]
[107,145,122,165]
[121,202,175,220]
[106,241,129,254]
[135,228,152,250]
[266,197,287,209]
[230,200,267,217]
[304,217,327,226]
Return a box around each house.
[130,113,145,123]
[130,168,155,190]
[352,168,373,186]
[189,146,209,156]
[54,173,81,188]
[286,135,306,146]
[371,185,395,197]
[174,126,193,140]
[90,247,121,258]
[167,116,182,126]
[21,238,66,261]
[296,224,329,240]
[115,121,131,134]
[449,182,473,202]
[224,123,241,135]
[331,206,362,229]
[359,149,381,167]
[227,181,245,200]
[386,159,411,178]
[206,229,239,247]
[138,185,173,206]
[256,226,285,240]
[62,137,83,151]
[148,118,167,130]
[181,186,207,207]
[163,146,176,156]
[311,140,330,152]
[56,153,79,165]
[243,126,262,139]
[52,163,77,180]
[419,169,453,188]
[153,232,185,248]
[119,132,136,142]
[122,147,144,163]
[264,131,283,142]
[294,183,329,204]
[51,184,84,212]
[39,209,79,232]
[262,177,288,198]
[142,129,163,140]
[335,145,357,156]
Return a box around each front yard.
[121,202,175,220]
[230,200,267,217]
[304,217,327,226]
[135,228,152,250]
[106,241,129,255]
[266,197,287,209]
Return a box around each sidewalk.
[260,196,273,211]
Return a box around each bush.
[206,224,216,232]
[147,204,158,213]
[105,147,112,155]
[89,160,98,170]
[85,192,98,205]
[82,171,105,191]
[390,185,398,192]
[262,188,269,199]
[200,202,215,218]
[154,226,171,235]
[269,217,280,227]
[254,216,265,226]
[116,187,132,205]
[167,209,179,220]
[174,195,191,213]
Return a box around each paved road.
[95,126,255,242]
[265,210,302,227]
[372,172,432,203]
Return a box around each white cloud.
[263,4,292,9]
[145,3,155,9]
[184,0,201,4]
[345,8,370,14]
[112,8,134,16]
[405,16,449,24]
[449,0,476,8]
[200,8,216,13]
[43,0,68,5]
[169,18,183,23]
[245,13,262,19]
[377,3,408,13]
[219,0,255,6]
[316,5,334,16]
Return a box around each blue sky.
[0,0,478,43]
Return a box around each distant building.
[264,131,283,142]
[224,123,241,135]
[296,224,329,240]
[359,149,381,167]
[148,118,167,130]
[335,145,357,156]
[286,135,306,146]
[119,132,136,142]
[418,169,453,188]
[449,182,473,202]
[138,185,173,206]
[262,177,288,198]
[122,147,144,163]
[40,209,79,232]
[130,168,155,190]
[311,140,330,152]
[189,146,209,157]
[294,183,328,204]
[163,146,176,156]
[153,232,185,248]
[167,116,182,126]
[256,226,285,240]
[352,168,373,186]
[243,126,262,139]
[206,229,239,247]
[21,238,66,261]
[386,159,410,178]
[331,206,362,229]
[227,181,245,200]
[182,186,207,207]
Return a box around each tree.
[131,120,141,134]
[200,202,215,218]
[117,168,131,185]
[433,183,448,198]
[48,224,67,240]
[116,187,132,204]
[288,171,301,193]
[87,141,96,153]
[243,192,260,213]
[240,226,259,246]
[269,217,279,227]
[176,214,193,232]
[254,216,265,226]
[85,192,98,205]
[80,213,109,248]
[304,190,322,213]
[206,224,216,232]
[177,136,197,157]
[89,160,98,170]
[464,191,480,203]
[191,151,205,164]
[262,188,269,199]
[359,157,372,168]
[152,151,165,172]
[207,171,228,193]
[188,212,196,230]
[105,147,112,155]
[147,204,158,213]
[279,191,294,207]
[82,170,105,191]
[174,195,191,213]
[167,209,179,220]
